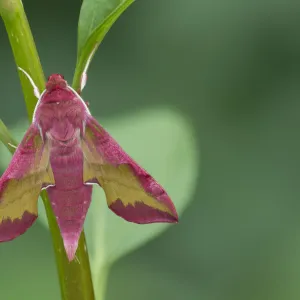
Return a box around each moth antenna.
[7,142,17,149]
[80,44,98,92]
[18,67,41,98]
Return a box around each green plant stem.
[42,191,95,300]
[94,266,109,300]
[0,0,44,119]
[0,1,95,299]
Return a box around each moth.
[0,69,178,261]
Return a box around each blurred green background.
[1,0,300,299]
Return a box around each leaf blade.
[92,108,199,264]
[73,0,135,90]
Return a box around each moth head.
[46,74,67,92]
[41,74,76,104]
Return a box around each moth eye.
[56,102,60,105]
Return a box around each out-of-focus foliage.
[0,108,198,299]
[1,0,300,299]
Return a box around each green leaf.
[0,120,27,162]
[0,119,19,154]
[0,108,199,300]
[73,0,135,90]
[85,108,198,265]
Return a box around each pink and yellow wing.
[82,116,178,224]
[0,124,54,241]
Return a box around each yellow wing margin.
[0,124,54,241]
[82,117,178,224]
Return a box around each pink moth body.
[34,75,92,259]
[0,74,178,261]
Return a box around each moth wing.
[82,116,178,224]
[0,124,55,241]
